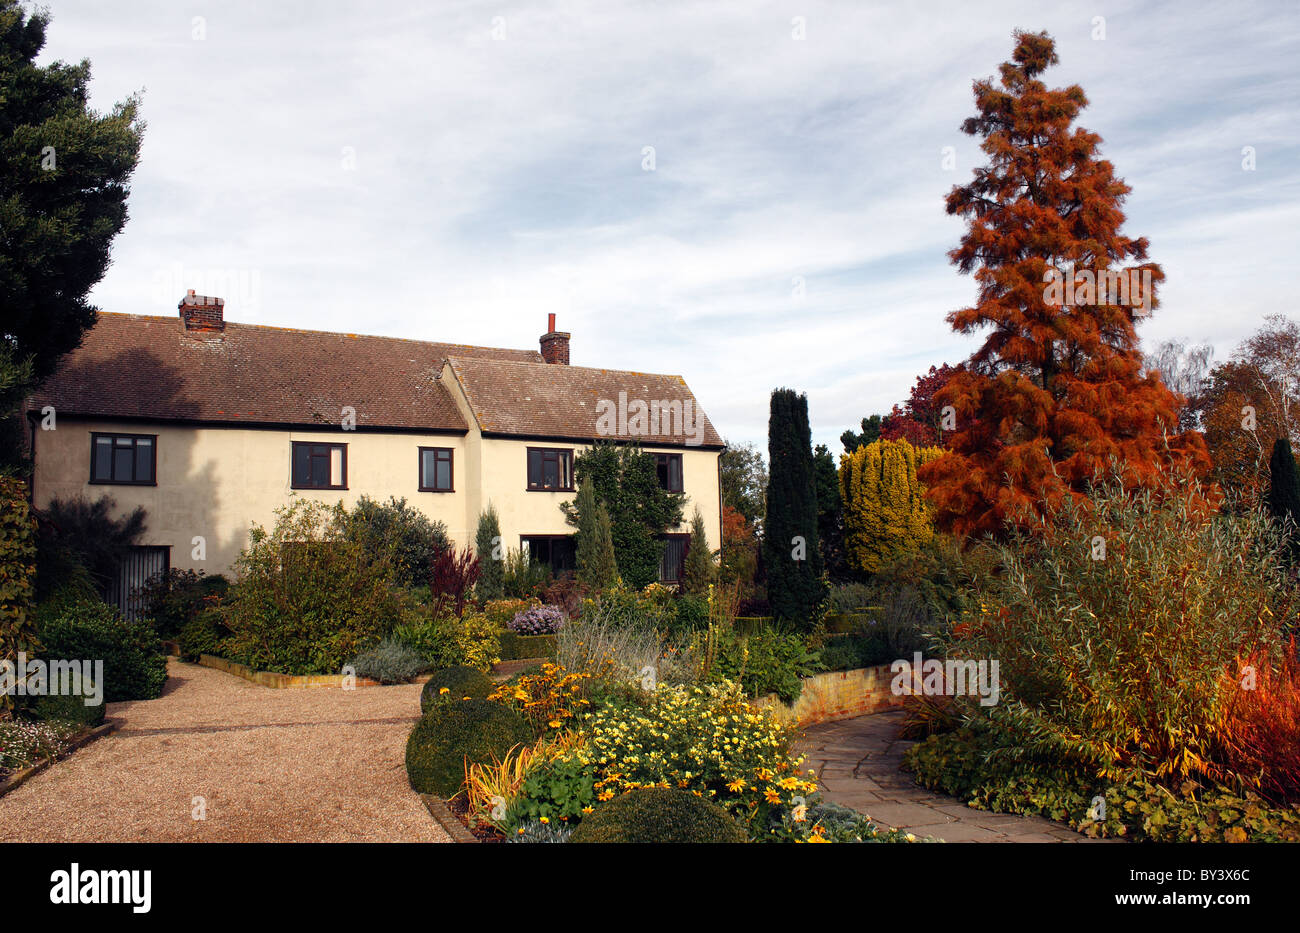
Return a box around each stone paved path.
[0,660,449,843]
[796,711,1097,843]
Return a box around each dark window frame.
[290,441,348,490]
[89,432,158,486]
[520,534,578,576]
[658,533,691,584]
[418,446,455,493]
[654,452,684,492]
[526,446,575,492]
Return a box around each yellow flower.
[539,817,549,824]
[438,687,450,695]
[764,788,782,804]
[726,778,747,792]
[582,807,594,814]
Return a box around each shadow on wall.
[34,347,242,591]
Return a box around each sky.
[35,0,1300,454]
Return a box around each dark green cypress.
[763,388,826,624]
[1267,437,1300,560]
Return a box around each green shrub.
[672,593,709,631]
[405,699,531,797]
[420,666,495,712]
[502,548,551,598]
[1,475,37,716]
[349,638,426,684]
[32,689,105,728]
[341,495,449,589]
[219,500,415,675]
[704,627,819,703]
[762,799,924,843]
[134,569,229,640]
[820,631,891,672]
[905,726,1300,843]
[474,505,505,601]
[177,607,228,662]
[827,582,875,614]
[570,787,748,843]
[393,612,500,671]
[37,599,166,701]
[498,632,558,661]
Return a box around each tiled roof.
[446,356,724,449]
[27,313,544,431]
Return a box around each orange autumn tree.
[921,30,1208,536]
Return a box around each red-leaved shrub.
[1212,640,1300,804]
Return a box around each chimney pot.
[179,290,226,332]
[540,315,570,365]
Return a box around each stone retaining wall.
[757,664,903,726]
[198,654,384,689]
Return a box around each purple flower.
[507,605,565,635]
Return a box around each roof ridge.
[97,311,540,358]
[446,354,684,381]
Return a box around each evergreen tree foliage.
[474,503,504,600]
[763,388,825,623]
[839,438,944,576]
[563,443,684,589]
[1267,437,1300,560]
[1,1,144,411]
[682,507,716,596]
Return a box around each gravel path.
[0,660,450,843]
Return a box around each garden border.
[0,719,120,800]
[196,654,434,689]
[420,793,478,843]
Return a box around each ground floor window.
[521,535,576,576]
[658,534,690,584]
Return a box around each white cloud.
[37,0,1300,454]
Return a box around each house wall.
[31,418,723,579]
[31,419,473,576]
[474,436,722,553]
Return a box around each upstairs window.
[420,447,454,492]
[527,447,573,491]
[90,433,156,485]
[291,442,347,489]
[654,453,683,492]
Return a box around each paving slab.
[795,711,1103,844]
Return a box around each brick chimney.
[539,313,570,365]
[179,289,225,331]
